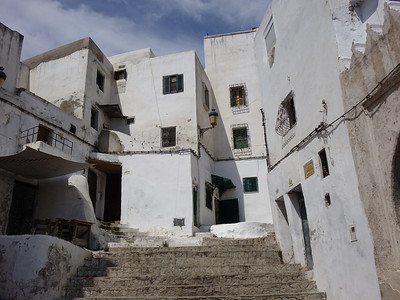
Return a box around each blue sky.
[1,0,269,64]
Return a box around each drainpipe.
[260,108,272,172]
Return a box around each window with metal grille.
[163,74,184,94]
[319,148,330,178]
[275,92,297,136]
[205,182,213,210]
[230,85,246,107]
[233,127,249,149]
[243,177,259,193]
[161,127,176,147]
[96,70,105,92]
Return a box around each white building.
[1,0,399,298]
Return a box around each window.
[205,182,213,210]
[163,74,184,94]
[275,92,297,136]
[69,124,76,134]
[114,69,127,80]
[204,85,210,111]
[161,127,176,147]
[230,85,246,107]
[319,148,330,178]
[91,107,98,130]
[233,127,249,149]
[96,70,105,92]
[264,17,276,64]
[243,177,259,193]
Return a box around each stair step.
[63,232,324,300]
[66,291,326,300]
[64,281,318,297]
[68,272,310,288]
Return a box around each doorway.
[7,181,37,235]
[290,188,313,269]
[216,198,240,224]
[88,160,122,222]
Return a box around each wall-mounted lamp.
[0,67,7,89]
[200,109,219,136]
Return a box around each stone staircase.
[61,231,326,300]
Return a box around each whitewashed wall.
[0,235,90,300]
[0,23,23,93]
[108,51,200,152]
[214,159,272,223]
[119,153,194,236]
[255,1,380,299]
[204,30,266,160]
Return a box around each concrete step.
[68,272,311,288]
[64,281,318,298]
[76,263,302,278]
[83,255,283,268]
[201,236,276,246]
[66,291,326,300]
[93,248,281,259]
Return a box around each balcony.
[20,125,73,155]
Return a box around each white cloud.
[1,0,200,59]
[0,0,269,63]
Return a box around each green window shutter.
[177,74,184,92]
[163,76,170,94]
[243,177,258,193]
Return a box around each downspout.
[260,108,272,172]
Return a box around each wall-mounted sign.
[304,160,315,179]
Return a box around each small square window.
[114,69,127,80]
[243,177,259,193]
[96,70,105,92]
[161,127,176,147]
[163,74,184,94]
[91,107,98,130]
[205,182,213,210]
[233,127,249,149]
[230,85,246,107]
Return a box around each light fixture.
[200,109,219,136]
[0,67,7,89]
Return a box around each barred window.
[161,127,176,147]
[275,92,297,136]
[230,85,246,107]
[233,127,249,149]
[319,148,330,178]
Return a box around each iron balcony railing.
[20,125,73,154]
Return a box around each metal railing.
[20,125,73,154]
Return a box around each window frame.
[96,70,105,92]
[230,84,247,107]
[163,74,184,94]
[232,126,249,149]
[161,126,176,147]
[243,177,259,193]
